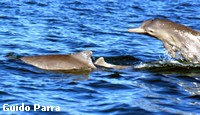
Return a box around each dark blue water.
[0,0,200,114]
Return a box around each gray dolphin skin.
[20,51,97,71]
[128,18,200,63]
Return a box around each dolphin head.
[128,18,200,63]
[128,18,175,41]
[128,18,200,42]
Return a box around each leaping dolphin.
[128,18,200,63]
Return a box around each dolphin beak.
[128,27,146,34]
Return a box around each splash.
[133,60,200,69]
[134,50,200,70]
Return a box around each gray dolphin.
[20,51,130,72]
[21,51,97,71]
[128,18,200,63]
[94,57,130,70]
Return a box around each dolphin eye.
[148,29,154,33]
[149,30,154,33]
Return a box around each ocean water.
[0,0,200,114]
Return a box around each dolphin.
[20,51,97,71]
[128,18,200,63]
[94,57,130,70]
[20,51,130,72]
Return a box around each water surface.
[0,0,200,114]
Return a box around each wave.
[134,60,200,69]
[133,60,200,77]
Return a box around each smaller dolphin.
[128,18,200,63]
[94,57,130,70]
